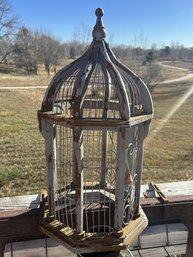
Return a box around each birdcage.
[38,8,153,256]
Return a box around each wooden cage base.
[39,198,148,254]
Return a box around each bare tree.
[38,31,64,75]
[51,41,65,73]
[73,23,91,50]
[0,0,17,39]
[143,62,160,91]
[129,33,148,75]
[0,37,12,63]
[0,0,18,63]
[14,27,38,74]
[68,24,91,59]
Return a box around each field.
[0,61,193,196]
[143,79,193,183]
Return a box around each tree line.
[1,0,193,83]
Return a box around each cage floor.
[55,189,116,232]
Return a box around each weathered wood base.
[39,198,148,254]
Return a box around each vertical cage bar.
[133,124,145,217]
[100,129,107,188]
[100,66,109,188]
[123,126,135,223]
[114,127,126,230]
[69,128,74,229]
[91,130,95,232]
[73,126,84,233]
[44,121,57,217]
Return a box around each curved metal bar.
[41,42,94,111]
[105,42,153,115]
[100,41,130,119]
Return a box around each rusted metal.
[150,182,169,203]
[38,111,153,127]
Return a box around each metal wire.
[54,70,80,116]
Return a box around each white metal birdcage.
[38,8,153,255]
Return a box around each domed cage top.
[40,8,152,121]
[38,8,153,254]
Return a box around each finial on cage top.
[92,8,106,40]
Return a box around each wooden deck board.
[131,244,188,257]
[4,238,76,257]
[4,224,188,257]
[132,247,167,257]
[5,239,188,257]
[2,181,193,256]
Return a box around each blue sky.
[9,0,193,48]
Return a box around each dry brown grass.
[161,60,193,70]
[143,79,193,183]
[0,60,73,87]
[0,88,46,196]
[0,64,51,87]
[158,66,186,81]
[121,59,186,83]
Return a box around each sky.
[9,0,193,48]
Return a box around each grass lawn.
[0,89,46,196]
[0,63,193,196]
[143,79,193,183]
